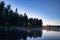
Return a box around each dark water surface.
[0,26,60,40]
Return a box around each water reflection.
[0,28,42,40]
[41,30,60,40]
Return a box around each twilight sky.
[0,0,60,25]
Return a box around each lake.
[0,26,60,40]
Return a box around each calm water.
[0,27,60,40]
[26,30,60,40]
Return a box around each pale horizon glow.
[0,0,60,26]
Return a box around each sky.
[0,0,60,25]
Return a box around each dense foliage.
[0,1,43,27]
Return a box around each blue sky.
[0,0,60,25]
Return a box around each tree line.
[0,1,43,27]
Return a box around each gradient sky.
[0,0,60,25]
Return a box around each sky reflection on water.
[27,30,60,40]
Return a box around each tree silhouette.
[14,8,19,26]
[0,1,5,25]
[8,10,14,26]
[0,1,43,27]
[7,4,11,11]
[28,18,34,26]
[38,19,43,26]
[6,5,11,26]
[18,14,24,26]
[23,13,28,26]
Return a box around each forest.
[0,1,43,27]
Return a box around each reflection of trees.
[27,30,42,38]
[0,29,42,40]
